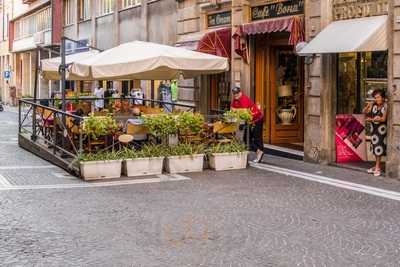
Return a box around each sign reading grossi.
[251,0,304,21]
[333,0,388,20]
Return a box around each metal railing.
[19,99,85,161]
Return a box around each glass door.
[270,46,304,145]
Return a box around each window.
[97,0,114,16]
[122,0,141,9]
[79,0,91,21]
[337,51,388,115]
[64,0,76,26]
[14,7,51,39]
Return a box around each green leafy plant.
[82,114,119,140]
[166,143,205,156]
[121,144,168,159]
[79,150,123,162]
[177,112,205,135]
[142,114,178,137]
[223,109,252,124]
[207,142,247,155]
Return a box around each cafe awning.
[298,15,388,55]
[197,28,231,58]
[233,16,305,62]
[69,41,229,80]
[40,50,100,80]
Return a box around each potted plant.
[142,113,178,145]
[223,109,252,124]
[82,114,119,140]
[121,144,167,177]
[79,151,123,180]
[207,142,248,171]
[165,143,205,173]
[177,112,205,143]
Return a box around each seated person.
[124,107,147,141]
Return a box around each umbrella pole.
[151,80,155,107]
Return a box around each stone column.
[141,0,149,41]
[90,0,97,47]
[113,0,120,46]
[231,0,250,94]
[386,0,400,178]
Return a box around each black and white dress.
[370,104,387,157]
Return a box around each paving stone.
[0,110,400,266]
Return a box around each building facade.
[178,0,400,178]
[301,0,400,178]
[8,0,53,101]
[0,0,28,104]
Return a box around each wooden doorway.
[254,34,304,147]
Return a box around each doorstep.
[263,144,304,161]
[256,154,400,193]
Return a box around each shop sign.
[207,11,231,27]
[333,0,388,21]
[251,0,304,21]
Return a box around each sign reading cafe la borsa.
[251,0,304,21]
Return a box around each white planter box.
[80,160,122,180]
[209,152,248,171]
[165,154,204,174]
[123,157,164,177]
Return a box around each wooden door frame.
[254,34,271,143]
[254,33,305,145]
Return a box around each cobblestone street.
[1,108,400,266]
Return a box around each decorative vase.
[277,106,297,125]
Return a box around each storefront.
[176,2,232,113]
[233,0,305,152]
[299,0,400,177]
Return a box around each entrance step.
[263,144,304,161]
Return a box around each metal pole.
[18,100,21,134]
[61,37,66,113]
[60,37,67,156]
[31,47,40,141]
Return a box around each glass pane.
[275,50,299,125]
[337,53,357,114]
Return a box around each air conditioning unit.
[33,32,45,45]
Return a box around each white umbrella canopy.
[40,50,100,80]
[68,41,229,80]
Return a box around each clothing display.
[130,88,144,105]
[94,87,104,109]
[159,83,173,113]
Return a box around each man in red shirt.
[231,87,264,163]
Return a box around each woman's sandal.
[373,169,382,177]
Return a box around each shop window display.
[336,51,388,163]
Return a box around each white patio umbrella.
[40,50,100,80]
[68,41,229,80]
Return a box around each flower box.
[208,152,248,171]
[123,157,164,177]
[80,160,122,180]
[165,154,204,174]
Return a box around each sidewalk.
[256,153,400,193]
